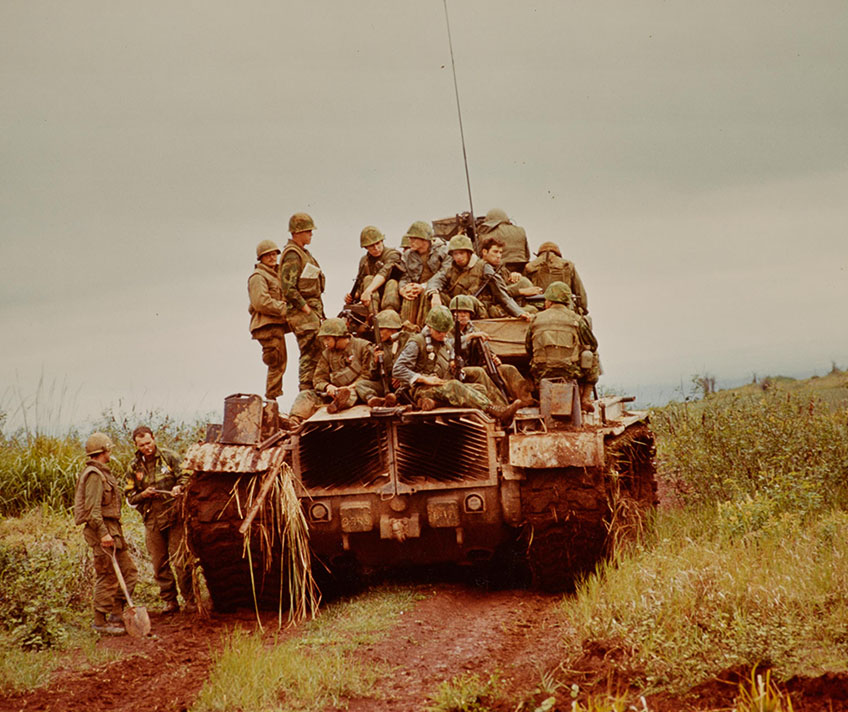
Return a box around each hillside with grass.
[1,370,847,711]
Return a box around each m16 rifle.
[370,300,392,397]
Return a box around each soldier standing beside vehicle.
[344,226,402,312]
[525,281,599,412]
[398,220,451,327]
[392,306,521,422]
[524,241,589,315]
[74,432,138,635]
[289,317,375,422]
[280,212,326,391]
[126,426,194,614]
[248,240,287,401]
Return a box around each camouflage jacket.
[279,239,325,311]
[313,337,374,392]
[126,447,186,530]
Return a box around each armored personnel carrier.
[182,312,656,612]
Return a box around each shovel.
[107,546,151,637]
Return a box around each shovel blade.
[123,606,151,638]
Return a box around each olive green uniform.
[352,247,402,312]
[290,337,374,421]
[126,448,193,606]
[426,255,526,319]
[392,328,492,409]
[524,253,589,314]
[77,459,138,617]
[483,222,530,273]
[398,242,451,327]
[355,330,413,403]
[525,303,599,385]
[280,239,326,390]
[248,262,288,399]
[457,322,533,404]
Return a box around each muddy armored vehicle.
[183,310,657,612]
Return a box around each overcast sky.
[2,1,847,432]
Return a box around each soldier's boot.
[92,610,126,636]
[580,384,596,413]
[485,399,522,424]
[417,397,437,412]
[383,393,398,407]
[367,396,385,408]
[327,387,351,414]
[516,380,535,407]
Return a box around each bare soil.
[2,585,847,712]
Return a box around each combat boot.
[327,387,351,414]
[367,396,385,408]
[580,384,596,413]
[383,393,398,407]
[416,397,437,411]
[92,610,125,636]
[485,399,522,424]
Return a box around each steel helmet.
[400,234,411,248]
[448,294,477,313]
[536,241,562,257]
[85,432,114,456]
[376,309,402,329]
[404,221,434,242]
[447,235,474,253]
[482,208,509,229]
[544,281,573,306]
[288,212,316,234]
[256,239,280,259]
[360,226,385,248]
[317,317,349,338]
[425,305,454,333]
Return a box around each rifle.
[453,316,466,381]
[370,299,392,396]
[478,337,510,401]
[348,271,363,304]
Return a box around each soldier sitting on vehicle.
[398,221,451,328]
[449,295,534,406]
[344,225,402,312]
[477,236,542,316]
[525,281,599,412]
[392,306,522,423]
[479,208,530,274]
[354,308,413,407]
[289,318,374,423]
[524,241,589,315]
[427,235,531,321]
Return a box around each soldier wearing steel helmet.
[354,308,412,407]
[398,221,451,328]
[525,281,599,412]
[248,239,288,400]
[74,432,138,635]
[480,208,530,274]
[524,241,589,315]
[289,317,375,423]
[427,235,531,321]
[392,306,521,422]
[344,226,402,312]
[280,212,326,391]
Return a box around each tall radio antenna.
[442,0,476,237]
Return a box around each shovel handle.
[104,546,135,609]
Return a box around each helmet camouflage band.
[288,212,316,234]
[317,317,349,338]
[482,208,509,229]
[404,220,434,242]
[85,432,114,456]
[360,225,385,248]
[447,235,474,253]
[448,294,477,313]
[536,241,562,257]
[425,305,454,333]
[256,239,280,259]
[544,281,573,306]
[376,309,402,330]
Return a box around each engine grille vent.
[396,415,491,485]
[298,419,387,490]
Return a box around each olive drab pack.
[525,252,576,293]
[73,465,106,525]
[281,240,325,299]
[530,307,582,371]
